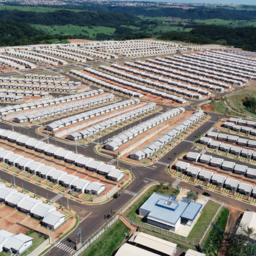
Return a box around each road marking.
[156,161,169,166]
[108,159,116,165]
[172,179,181,187]
[50,194,63,202]
[207,120,216,123]
[144,178,158,183]
[183,140,194,143]
[56,242,75,254]
[123,190,137,197]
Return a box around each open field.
[80,219,130,256]
[32,24,116,38]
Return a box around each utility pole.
[13,174,16,186]
[47,227,52,244]
[67,197,69,210]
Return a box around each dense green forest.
[0,10,142,27]
[0,20,70,46]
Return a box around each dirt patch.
[0,218,14,230]
[68,39,93,43]
[0,205,16,217]
[7,211,29,223]
[21,218,40,229]
[8,224,28,234]
[201,105,214,111]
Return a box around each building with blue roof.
[139,192,202,232]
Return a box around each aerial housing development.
[0,4,255,254]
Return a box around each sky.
[129,0,256,4]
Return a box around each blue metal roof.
[181,202,202,221]
[140,192,202,226]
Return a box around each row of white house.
[0,89,104,116]
[6,50,68,66]
[37,48,87,63]
[0,129,124,183]
[200,135,256,158]
[0,183,65,231]
[226,117,256,128]
[0,228,33,254]
[124,61,223,93]
[176,158,256,197]
[103,63,211,97]
[0,94,24,101]
[224,50,256,61]
[223,121,256,135]
[24,74,66,80]
[0,57,25,70]
[0,80,81,86]
[84,67,187,104]
[57,46,113,60]
[70,69,144,98]
[137,59,233,88]
[0,54,37,69]
[188,52,255,74]
[207,131,256,149]
[16,92,113,124]
[0,84,78,93]
[130,110,204,160]
[204,51,256,70]
[151,58,246,85]
[79,46,118,59]
[105,107,185,151]
[46,98,138,132]
[0,89,50,96]
[168,54,255,80]
[186,151,256,177]
[67,102,156,141]
[0,145,108,194]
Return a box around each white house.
[41,211,65,230]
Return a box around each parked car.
[203,192,211,197]
[195,185,204,189]
[113,192,120,198]
[69,189,74,194]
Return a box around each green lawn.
[188,200,221,241]
[31,24,115,37]
[202,208,229,256]
[80,219,130,256]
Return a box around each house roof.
[4,234,33,251]
[87,161,103,169]
[225,178,239,188]
[211,174,226,183]
[97,164,114,174]
[0,187,17,199]
[234,164,248,173]
[238,183,253,193]
[236,211,256,237]
[222,161,235,169]
[17,197,42,211]
[186,249,205,256]
[59,174,78,185]
[200,154,212,162]
[198,170,213,179]
[116,243,159,256]
[42,211,65,226]
[186,166,200,175]
[86,182,105,192]
[0,230,14,244]
[5,192,29,205]
[31,203,56,217]
[71,179,90,190]
[129,232,177,255]
[108,169,124,179]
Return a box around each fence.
[72,215,119,256]
[27,238,50,256]
[128,218,199,245]
[92,185,118,202]
[199,203,223,245]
